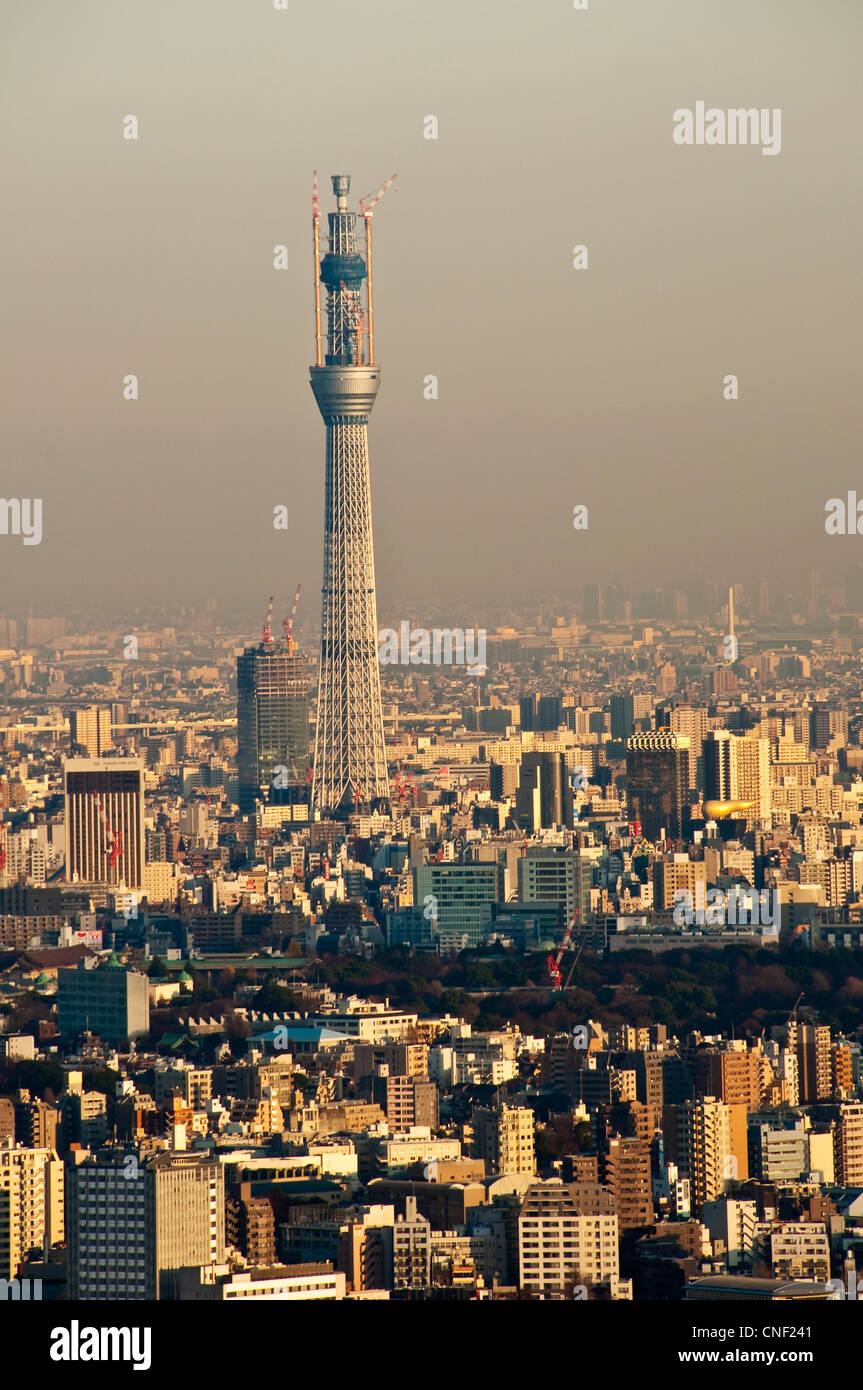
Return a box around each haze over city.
[2,0,861,616]
[3,0,863,1358]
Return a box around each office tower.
[67,1150,150,1299]
[236,620,310,814]
[474,1105,536,1177]
[519,695,537,731]
[0,1140,64,1281]
[68,1147,225,1300]
[810,703,848,750]
[69,706,111,757]
[625,732,690,842]
[414,862,504,951]
[655,704,709,792]
[64,757,145,888]
[599,1136,654,1230]
[583,584,604,623]
[536,695,563,731]
[310,173,390,817]
[702,730,771,827]
[610,695,635,741]
[796,1024,832,1103]
[518,847,592,929]
[671,1098,732,1212]
[57,956,149,1044]
[518,1181,619,1297]
[757,580,770,618]
[515,751,573,831]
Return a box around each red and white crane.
[91,790,124,871]
[358,173,397,367]
[547,905,581,989]
[262,595,275,645]
[283,583,303,655]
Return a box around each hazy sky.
[1,0,861,627]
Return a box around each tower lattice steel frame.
[310,173,390,816]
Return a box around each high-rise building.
[610,695,635,741]
[583,585,604,623]
[669,1098,732,1213]
[236,629,310,814]
[834,1103,863,1186]
[383,1076,439,1132]
[67,1145,226,1300]
[655,705,709,791]
[310,174,390,817]
[810,704,848,751]
[625,732,690,842]
[393,1196,431,1290]
[536,695,563,731]
[518,847,592,931]
[599,1136,654,1230]
[64,757,145,888]
[474,1105,536,1178]
[414,862,504,951]
[57,956,149,1044]
[226,1183,276,1266]
[747,1117,809,1182]
[518,1180,619,1297]
[69,707,112,758]
[795,1024,833,1103]
[702,730,771,828]
[0,1140,64,1280]
[515,752,573,830]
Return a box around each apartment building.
[518,1180,619,1298]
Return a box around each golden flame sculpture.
[702,799,756,821]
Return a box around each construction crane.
[283,584,303,654]
[262,595,275,646]
[393,760,414,805]
[350,765,369,811]
[312,170,322,367]
[787,991,805,1030]
[562,934,589,991]
[358,173,397,366]
[91,791,124,871]
[547,906,581,989]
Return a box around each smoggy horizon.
[2,0,860,616]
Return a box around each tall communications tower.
[310,172,392,817]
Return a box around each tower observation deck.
[310,173,391,817]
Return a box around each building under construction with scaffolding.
[310,172,393,817]
[236,596,310,815]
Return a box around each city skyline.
[3,0,863,1339]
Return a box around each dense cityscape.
[5,560,863,1309]
[2,0,860,1369]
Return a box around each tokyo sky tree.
[310,173,393,817]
